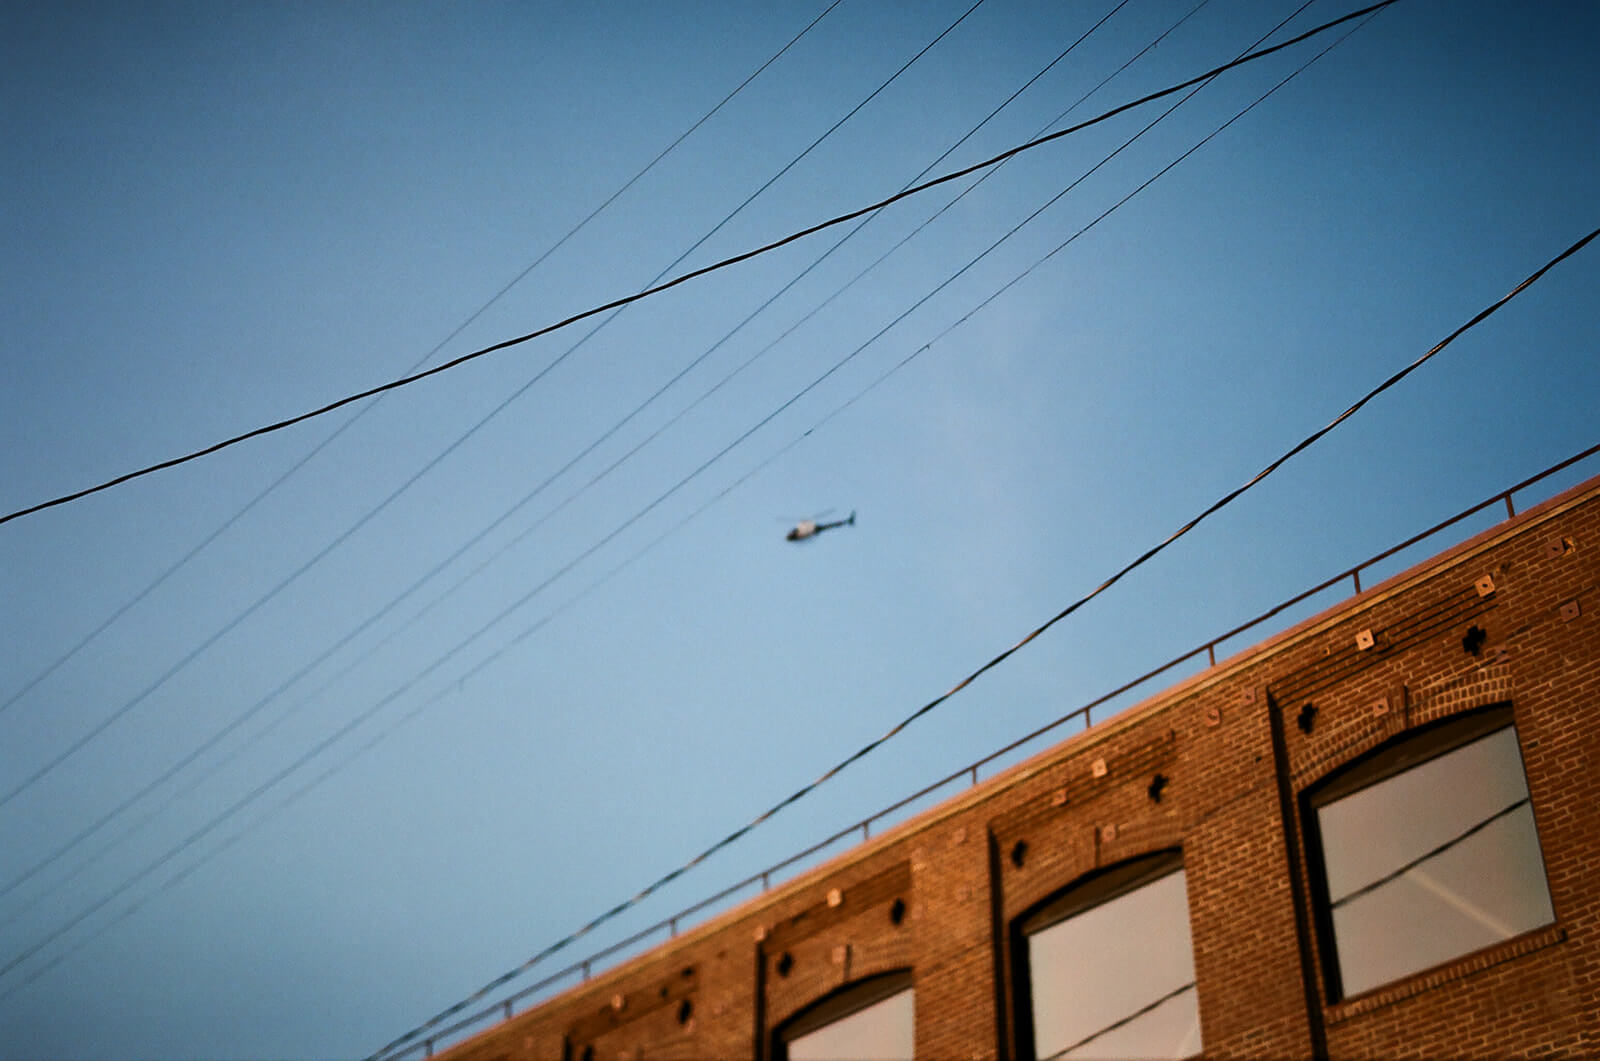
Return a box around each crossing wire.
[0,0,980,811]
[0,0,1400,529]
[0,0,1415,1018]
[0,0,1153,917]
[359,231,1598,1061]
[0,0,1016,970]
[0,0,844,721]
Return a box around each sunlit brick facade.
[426,472,1600,1060]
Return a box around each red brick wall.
[435,476,1600,1060]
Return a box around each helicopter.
[786,509,856,542]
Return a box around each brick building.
[411,469,1599,1060]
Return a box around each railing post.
[970,764,979,786]
[1207,643,1216,667]
[504,1000,513,1020]
[1352,568,1361,594]
[582,960,591,981]
[761,871,770,891]
[670,916,678,937]
[1505,492,1517,518]
[862,821,870,842]
[424,1040,433,1059]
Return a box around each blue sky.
[1,1,1596,1058]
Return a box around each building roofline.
[713,469,1598,922]
[420,465,1600,1058]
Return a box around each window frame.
[1300,703,1554,1003]
[772,968,914,1061]
[1009,849,1198,1061]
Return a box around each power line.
[8,217,1586,1038]
[0,0,1402,997]
[778,0,1381,519]
[0,0,1121,919]
[4,0,1152,904]
[892,0,1363,375]
[0,0,1399,529]
[0,421,814,1004]
[0,2,843,722]
[1,15,1393,896]
[359,238,1600,1061]
[0,6,1580,1056]
[367,223,1597,1057]
[1,0,982,543]
[0,3,1395,1007]
[9,0,1214,935]
[280,0,1159,771]
[0,0,1031,968]
[0,0,971,811]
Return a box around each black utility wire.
[0,0,1399,529]
[0,0,1327,990]
[0,3,1413,1008]
[0,0,1006,974]
[0,432,810,1005]
[0,2,842,721]
[0,0,1514,1017]
[0,1,1375,922]
[359,209,1597,1060]
[5,0,1154,909]
[1,6,1575,1042]
[2,0,1123,918]
[0,0,968,812]
[362,0,1158,676]
[0,0,1401,1019]
[6,226,1590,1021]
[0,0,1186,865]
[1,0,982,541]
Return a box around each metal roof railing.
[386,441,1600,1059]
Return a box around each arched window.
[1304,704,1555,1000]
[775,969,914,1061]
[1013,851,1200,1060]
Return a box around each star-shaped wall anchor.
[1462,625,1488,656]
[1297,702,1318,734]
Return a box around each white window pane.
[788,988,913,1061]
[1317,726,1554,997]
[1320,729,1530,898]
[1028,869,1200,1060]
